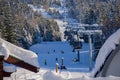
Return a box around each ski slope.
[30,41,92,70]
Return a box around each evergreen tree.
[84,9,97,24]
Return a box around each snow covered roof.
[0,38,39,69]
[91,29,120,77]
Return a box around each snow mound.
[0,38,39,67]
[43,71,64,80]
[42,70,120,80]
[91,29,120,77]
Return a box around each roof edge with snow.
[0,38,39,73]
[91,29,120,77]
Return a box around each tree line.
[66,0,120,39]
[0,0,61,49]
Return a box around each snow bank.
[43,71,65,80]
[8,67,120,80]
[69,76,120,80]
[42,70,120,80]
[91,29,120,77]
[44,71,120,80]
[0,38,39,67]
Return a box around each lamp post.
[88,33,92,71]
[78,30,102,71]
[66,24,102,71]
[61,57,64,66]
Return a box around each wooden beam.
[3,71,12,77]
[5,55,39,73]
[0,56,4,80]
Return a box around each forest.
[66,0,120,38]
[0,0,61,49]
[0,0,120,49]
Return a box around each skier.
[44,59,47,65]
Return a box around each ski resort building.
[0,38,39,80]
[91,29,120,77]
[100,44,120,77]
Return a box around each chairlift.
[73,41,82,50]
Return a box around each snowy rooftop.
[0,38,39,68]
[91,29,120,77]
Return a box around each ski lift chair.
[73,41,82,50]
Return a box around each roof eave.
[5,55,39,73]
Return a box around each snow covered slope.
[30,41,91,69]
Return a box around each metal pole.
[77,50,80,62]
[77,32,80,62]
[62,57,64,66]
[88,33,92,71]
[0,56,4,80]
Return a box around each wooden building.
[95,44,120,77]
[0,55,39,80]
[0,38,39,80]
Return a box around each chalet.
[98,44,120,77]
[0,38,39,80]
